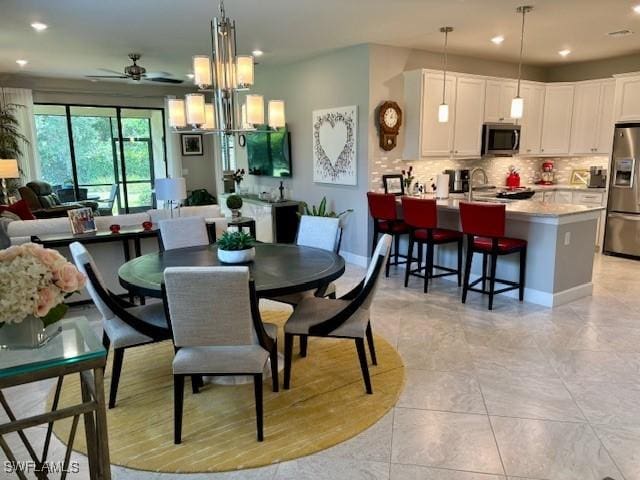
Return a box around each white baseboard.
[340,250,369,268]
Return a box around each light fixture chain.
[517,8,525,96]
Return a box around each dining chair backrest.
[362,233,392,310]
[401,197,438,229]
[367,192,398,221]
[459,201,506,238]
[105,184,118,206]
[159,216,209,251]
[296,215,341,252]
[163,266,257,348]
[69,241,115,322]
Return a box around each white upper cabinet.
[484,80,518,123]
[570,80,615,155]
[421,72,457,157]
[519,83,545,155]
[540,84,575,155]
[452,76,486,157]
[614,74,640,122]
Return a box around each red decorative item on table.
[142,221,153,231]
[109,224,121,234]
[505,166,520,189]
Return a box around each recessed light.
[251,49,264,57]
[16,59,28,67]
[491,35,505,45]
[186,73,195,79]
[30,22,48,31]
[558,49,571,57]
[633,4,640,13]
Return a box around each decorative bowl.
[217,246,255,264]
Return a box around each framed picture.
[68,207,96,235]
[312,105,358,185]
[181,134,203,156]
[383,174,404,195]
[570,169,590,186]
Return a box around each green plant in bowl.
[217,230,254,251]
[226,194,243,210]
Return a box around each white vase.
[217,246,256,264]
[0,316,59,350]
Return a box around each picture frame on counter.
[383,174,404,195]
[570,169,590,186]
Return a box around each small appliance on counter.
[444,169,470,193]
[588,166,607,188]
[496,187,535,200]
[536,160,555,185]
[505,165,521,188]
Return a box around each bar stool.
[367,192,408,277]
[459,202,527,310]
[401,197,463,293]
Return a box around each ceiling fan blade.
[143,71,172,79]
[146,77,184,84]
[86,75,129,79]
[97,68,127,75]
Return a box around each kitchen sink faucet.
[468,168,489,201]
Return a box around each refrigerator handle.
[608,212,640,221]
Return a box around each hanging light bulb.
[168,99,186,128]
[236,55,254,88]
[268,100,286,128]
[246,94,264,125]
[439,26,453,123]
[185,93,206,127]
[193,55,212,88]
[511,6,533,119]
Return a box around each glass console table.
[0,317,110,479]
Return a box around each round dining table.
[118,242,346,299]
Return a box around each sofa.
[18,181,98,218]
[6,205,229,302]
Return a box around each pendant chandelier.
[167,1,285,134]
[511,5,533,120]
[438,26,453,123]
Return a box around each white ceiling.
[1,0,640,85]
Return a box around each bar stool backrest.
[459,202,506,238]
[401,197,437,229]
[367,192,397,221]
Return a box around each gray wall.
[235,44,371,262]
[546,52,640,82]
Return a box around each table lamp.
[0,159,19,204]
[155,177,187,218]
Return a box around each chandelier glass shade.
[167,1,284,134]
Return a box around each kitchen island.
[419,197,604,307]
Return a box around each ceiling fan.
[86,53,183,84]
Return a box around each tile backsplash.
[370,155,610,191]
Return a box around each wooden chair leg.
[481,253,488,292]
[299,335,308,358]
[462,249,473,304]
[254,374,264,442]
[355,338,373,394]
[102,332,110,351]
[457,239,463,287]
[519,247,527,302]
[174,374,185,444]
[108,348,124,409]
[394,234,400,266]
[366,322,377,366]
[404,236,414,287]
[270,343,279,392]
[283,333,294,390]
[424,242,434,294]
[488,253,498,310]
[191,376,200,394]
[371,227,379,256]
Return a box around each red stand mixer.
[537,160,555,185]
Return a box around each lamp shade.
[0,159,19,179]
[268,100,286,128]
[193,55,212,87]
[236,55,254,88]
[511,96,524,119]
[185,93,206,127]
[168,99,186,128]
[155,178,187,201]
[246,94,264,125]
[202,103,216,130]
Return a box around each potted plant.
[0,94,28,202]
[0,243,86,348]
[216,230,255,264]
[301,196,353,226]
[226,194,243,218]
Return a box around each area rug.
[50,310,405,473]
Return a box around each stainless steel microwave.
[481,123,520,156]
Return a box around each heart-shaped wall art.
[313,106,357,185]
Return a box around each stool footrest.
[409,264,458,281]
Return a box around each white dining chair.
[158,216,211,251]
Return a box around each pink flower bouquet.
[0,243,86,326]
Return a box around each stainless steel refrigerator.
[604,124,640,257]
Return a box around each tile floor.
[3,253,639,479]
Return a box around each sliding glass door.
[34,104,166,215]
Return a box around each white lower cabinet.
[554,190,573,204]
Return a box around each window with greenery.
[33,105,166,214]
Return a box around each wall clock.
[378,101,402,151]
